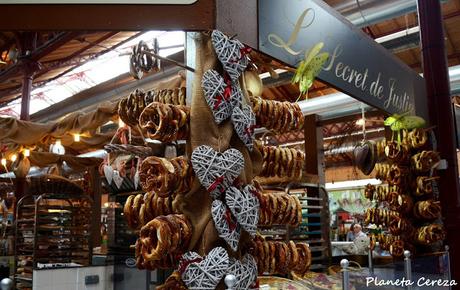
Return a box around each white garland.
[212,200,241,251]
[211,30,249,81]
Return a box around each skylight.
[0,31,185,118]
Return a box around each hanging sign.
[0,0,197,3]
[258,0,427,118]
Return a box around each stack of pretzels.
[123,192,175,229]
[257,191,302,227]
[136,214,192,270]
[369,234,406,257]
[250,96,304,132]
[374,163,390,181]
[139,156,194,197]
[364,208,399,226]
[250,238,311,276]
[145,88,186,106]
[255,143,305,179]
[139,102,190,142]
[406,128,428,149]
[118,89,150,127]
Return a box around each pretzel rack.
[14,190,93,290]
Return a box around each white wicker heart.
[226,254,258,290]
[211,30,249,81]
[202,69,243,124]
[191,145,245,199]
[231,104,256,151]
[212,200,241,251]
[181,247,230,290]
[225,185,260,237]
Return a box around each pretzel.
[388,164,409,186]
[385,141,409,163]
[293,243,311,276]
[124,194,144,229]
[139,214,193,262]
[139,102,190,142]
[411,151,441,172]
[389,215,413,236]
[414,224,445,245]
[413,200,441,220]
[415,176,436,196]
[364,184,376,200]
[407,128,428,149]
[388,192,413,214]
[374,163,390,180]
[389,239,405,257]
[140,156,194,196]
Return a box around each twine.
[226,185,260,237]
[211,200,241,251]
[181,247,230,290]
[202,69,243,124]
[191,145,245,199]
[231,104,256,151]
[226,254,258,290]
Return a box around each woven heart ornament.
[180,247,230,290]
[211,30,250,81]
[202,69,243,124]
[225,185,259,237]
[212,200,241,251]
[232,104,256,151]
[191,145,244,199]
[226,254,258,290]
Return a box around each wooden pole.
[417,0,460,281]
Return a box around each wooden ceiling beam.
[0,31,80,85]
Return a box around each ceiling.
[0,31,141,106]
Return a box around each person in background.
[343,223,370,255]
[346,223,356,241]
[353,224,366,239]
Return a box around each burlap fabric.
[173,33,262,264]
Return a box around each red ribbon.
[230,46,252,63]
[207,175,225,193]
[225,209,237,231]
[178,257,203,274]
[213,73,233,110]
[244,125,256,137]
[223,73,232,100]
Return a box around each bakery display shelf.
[14,189,93,288]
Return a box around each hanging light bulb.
[1,158,6,166]
[55,139,61,146]
[356,118,365,126]
[74,133,81,142]
[10,154,17,162]
[24,149,30,157]
[118,118,125,128]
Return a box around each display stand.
[13,186,92,289]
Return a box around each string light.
[74,134,81,142]
[1,159,6,166]
[10,154,17,162]
[24,149,30,157]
